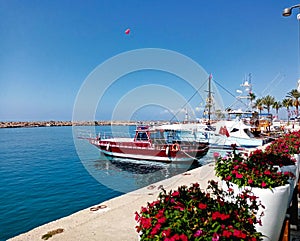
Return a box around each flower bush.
[215,146,292,189]
[265,130,300,155]
[248,149,296,167]
[135,180,263,241]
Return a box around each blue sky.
[1,0,300,121]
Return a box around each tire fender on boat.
[171,143,180,152]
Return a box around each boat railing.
[98,131,133,140]
[98,136,204,151]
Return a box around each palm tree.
[272,101,282,118]
[282,98,293,121]
[249,92,256,110]
[262,95,275,114]
[254,98,264,114]
[286,89,300,116]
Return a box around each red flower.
[261,182,267,188]
[162,228,171,237]
[174,202,185,211]
[158,217,167,224]
[150,223,161,236]
[140,217,152,229]
[179,234,188,241]
[222,229,232,238]
[172,191,180,197]
[170,234,180,241]
[198,203,207,209]
[212,211,230,220]
[155,209,165,218]
[135,211,140,221]
[249,195,257,201]
[212,211,220,220]
[220,213,230,220]
[235,173,243,179]
[225,175,232,181]
[233,229,246,239]
[248,217,254,225]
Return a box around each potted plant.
[264,130,300,179]
[135,180,263,241]
[215,146,292,241]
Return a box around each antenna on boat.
[184,108,189,123]
[238,73,253,111]
[204,73,213,125]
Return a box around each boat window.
[244,129,255,138]
[230,128,239,133]
[164,130,178,143]
[136,132,148,141]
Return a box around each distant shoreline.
[0,120,169,129]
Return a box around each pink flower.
[213,152,220,161]
[193,230,203,237]
[261,182,267,188]
[212,232,220,241]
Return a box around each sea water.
[0,126,216,241]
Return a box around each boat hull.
[90,139,209,163]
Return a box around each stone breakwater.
[0,120,168,128]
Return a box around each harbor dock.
[7,163,300,241]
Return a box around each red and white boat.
[88,125,209,163]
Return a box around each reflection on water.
[91,153,208,192]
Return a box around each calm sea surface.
[0,126,215,241]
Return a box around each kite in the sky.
[125,28,130,35]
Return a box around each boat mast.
[207,73,212,125]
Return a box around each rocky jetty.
[0,120,166,128]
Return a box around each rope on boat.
[180,146,209,161]
[169,76,209,122]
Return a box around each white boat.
[156,119,267,150]
[208,119,267,149]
